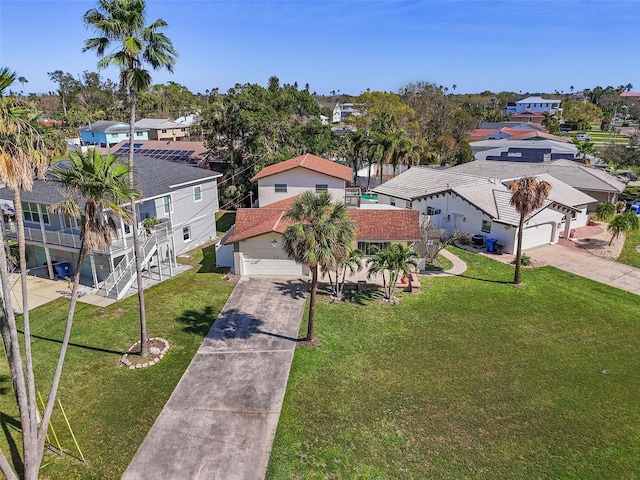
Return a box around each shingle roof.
[79,121,147,133]
[251,153,353,182]
[450,160,626,193]
[0,154,221,204]
[224,207,420,244]
[372,167,490,201]
[134,118,181,129]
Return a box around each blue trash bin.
[55,262,71,279]
[486,238,497,253]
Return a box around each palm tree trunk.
[514,214,525,284]
[307,265,318,341]
[12,191,39,464]
[0,227,32,480]
[35,237,88,471]
[128,93,149,357]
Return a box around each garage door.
[522,223,554,250]
[242,249,304,276]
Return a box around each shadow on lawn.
[458,274,513,285]
[17,330,125,356]
[0,406,23,476]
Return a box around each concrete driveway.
[527,244,640,296]
[123,277,307,480]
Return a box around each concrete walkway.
[424,248,468,276]
[123,277,307,480]
[527,244,640,296]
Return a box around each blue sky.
[1,0,639,96]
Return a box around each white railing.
[101,231,159,298]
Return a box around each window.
[193,186,202,202]
[407,201,413,209]
[390,197,396,206]
[183,226,191,242]
[163,195,172,214]
[135,131,143,137]
[274,184,287,193]
[358,241,390,256]
[315,184,328,193]
[22,202,49,224]
[481,220,492,233]
[426,206,442,215]
[161,129,167,133]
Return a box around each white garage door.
[522,223,554,250]
[242,249,304,276]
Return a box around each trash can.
[486,238,497,253]
[495,243,505,255]
[55,262,71,279]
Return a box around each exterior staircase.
[99,232,159,300]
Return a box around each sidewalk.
[527,244,640,296]
[123,277,307,480]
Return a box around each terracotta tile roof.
[260,195,300,209]
[251,153,353,182]
[225,206,420,244]
[348,209,420,241]
[224,208,292,244]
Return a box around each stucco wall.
[257,168,346,206]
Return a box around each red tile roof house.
[216,154,420,277]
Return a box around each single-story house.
[372,167,597,254]
[449,159,626,209]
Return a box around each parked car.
[576,134,592,142]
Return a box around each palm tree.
[0,69,63,479]
[508,177,552,285]
[608,211,640,246]
[321,247,363,299]
[23,149,136,477]
[594,202,616,222]
[281,192,355,341]
[84,0,178,356]
[366,244,418,301]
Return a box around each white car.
[576,134,592,142]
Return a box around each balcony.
[4,219,172,255]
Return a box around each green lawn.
[0,244,234,479]
[215,210,236,236]
[422,252,454,272]
[268,248,640,479]
[618,227,640,268]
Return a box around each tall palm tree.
[608,211,640,246]
[83,0,177,356]
[508,177,552,285]
[23,149,136,477]
[282,192,355,341]
[0,69,62,477]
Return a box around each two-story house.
[134,118,189,141]
[0,155,221,299]
[218,153,420,276]
[80,121,149,148]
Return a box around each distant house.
[0,155,221,299]
[80,121,149,148]
[218,153,420,276]
[332,103,365,124]
[372,167,596,254]
[506,96,562,115]
[134,118,189,141]
[106,139,210,165]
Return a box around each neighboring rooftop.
[252,153,353,182]
[134,118,182,129]
[372,167,490,201]
[0,155,220,205]
[106,140,209,164]
[450,159,627,194]
[516,96,561,105]
[79,121,147,133]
